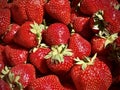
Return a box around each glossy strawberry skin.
[13,21,38,49]
[46,56,74,75]
[71,58,112,90]
[11,64,36,88]
[0,8,10,36]
[45,0,71,25]
[68,33,91,59]
[4,44,28,66]
[2,24,20,44]
[43,23,70,46]
[29,47,51,74]
[26,75,64,90]
[0,79,11,90]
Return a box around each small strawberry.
[45,0,71,25]
[45,44,74,75]
[43,23,70,46]
[0,79,11,90]
[71,54,112,90]
[2,24,20,44]
[29,44,51,74]
[4,44,28,66]
[13,21,44,49]
[26,75,64,90]
[0,8,10,36]
[0,64,36,89]
[68,33,91,59]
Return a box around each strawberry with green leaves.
[71,54,112,90]
[68,33,91,59]
[26,75,64,90]
[4,44,28,66]
[29,44,51,74]
[45,0,71,25]
[45,44,74,75]
[0,8,10,36]
[0,64,36,89]
[43,23,70,46]
[13,21,44,49]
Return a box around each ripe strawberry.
[13,21,44,49]
[26,75,64,90]
[72,16,94,40]
[0,79,11,90]
[0,54,4,72]
[43,23,70,46]
[29,44,51,74]
[68,33,91,59]
[4,44,28,66]
[25,0,44,24]
[45,44,74,75]
[2,24,20,44]
[45,0,71,25]
[0,8,10,36]
[0,64,36,89]
[71,54,112,90]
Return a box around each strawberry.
[2,24,20,44]
[26,75,64,90]
[4,44,28,66]
[0,79,11,90]
[71,54,112,90]
[45,0,71,25]
[0,64,36,89]
[45,44,74,75]
[68,33,91,59]
[72,16,94,40]
[13,21,44,49]
[43,23,70,46]
[25,0,44,24]
[0,54,4,73]
[29,44,51,74]
[0,0,8,9]
[0,8,10,36]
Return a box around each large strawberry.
[13,21,44,49]
[43,23,70,46]
[2,24,20,44]
[0,64,36,89]
[26,75,64,90]
[45,0,71,25]
[0,8,10,36]
[71,54,112,90]
[4,44,28,66]
[29,44,51,74]
[45,44,74,75]
[68,33,91,59]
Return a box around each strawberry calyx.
[30,21,45,45]
[74,53,97,70]
[0,66,23,90]
[44,44,73,64]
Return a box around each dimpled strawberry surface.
[0,0,120,90]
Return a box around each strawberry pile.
[0,0,120,90]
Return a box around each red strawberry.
[45,0,71,25]
[72,16,94,40]
[0,0,8,9]
[43,23,70,46]
[4,44,28,66]
[2,24,20,44]
[25,0,44,24]
[0,8,10,36]
[0,54,4,72]
[26,75,64,90]
[13,21,44,49]
[45,44,74,75]
[29,44,51,74]
[0,64,36,89]
[0,79,11,90]
[68,33,91,59]
[71,54,112,90]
